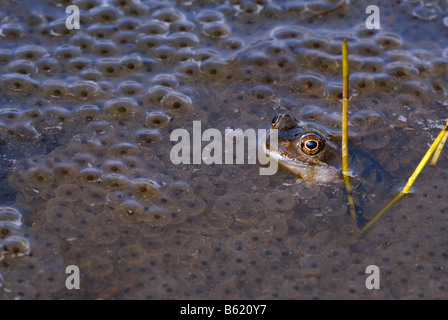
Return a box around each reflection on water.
[0,0,448,299]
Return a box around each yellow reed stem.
[430,130,448,166]
[342,40,349,175]
[341,39,356,222]
[402,121,448,193]
[363,121,448,232]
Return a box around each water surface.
[0,0,448,299]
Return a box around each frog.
[263,113,342,183]
[264,112,396,226]
[263,112,391,187]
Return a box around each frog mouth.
[267,147,328,167]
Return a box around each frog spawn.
[0,0,447,299]
[0,207,30,261]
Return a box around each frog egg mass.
[0,0,447,299]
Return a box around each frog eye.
[300,134,323,155]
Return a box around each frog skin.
[263,113,342,183]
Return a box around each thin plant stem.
[363,120,448,232]
[430,130,448,166]
[341,39,357,222]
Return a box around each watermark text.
[170,121,278,175]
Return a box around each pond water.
[0,0,448,299]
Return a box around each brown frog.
[263,113,342,183]
[264,112,395,226]
[264,112,392,186]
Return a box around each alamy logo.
[65,265,80,290]
[365,5,380,29]
[66,5,80,30]
[365,265,380,289]
[170,121,278,175]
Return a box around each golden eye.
[300,134,322,155]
